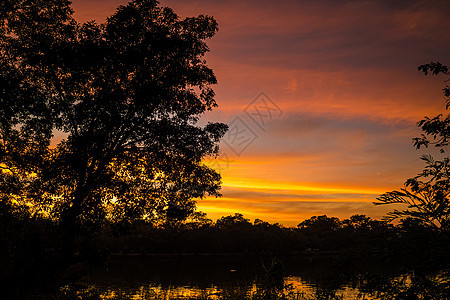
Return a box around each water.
[10,254,450,299]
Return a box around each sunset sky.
[71,0,450,226]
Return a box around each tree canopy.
[0,0,227,235]
[375,62,450,231]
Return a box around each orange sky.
[70,0,450,226]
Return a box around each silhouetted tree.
[342,214,386,232]
[297,215,342,250]
[297,215,341,232]
[216,213,251,228]
[183,211,213,229]
[0,0,227,256]
[375,63,450,231]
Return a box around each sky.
[71,0,450,226]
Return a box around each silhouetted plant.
[375,63,450,232]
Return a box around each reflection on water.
[59,279,356,300]
[12,255,450,299]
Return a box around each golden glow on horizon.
[221,178,384,196]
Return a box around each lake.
[13,253,449,299]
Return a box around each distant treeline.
[1,210,449,285]
[95,213,447,258]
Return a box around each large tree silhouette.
[0,0,227,251]
[375,63,450,231]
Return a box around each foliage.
[341,214,386,232]
[375,62,450,231]
[297,215,341,232]
[0,0,227,238]
[217,213,252,228]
